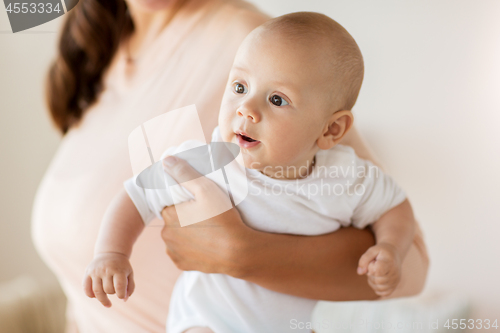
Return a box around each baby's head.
[219,12,364,179]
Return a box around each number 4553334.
[6,2,62,14]
[444,319,498,330]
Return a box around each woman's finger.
[161,205,180,228]
[162,156,212,196]
[92,277,111,308]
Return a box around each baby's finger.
[368,275,391,285]
[127,272,136,299]
[375,287,395,297]
[82,275,95,298]
[375,290,392,297]
[369,281,393,291]
[92,277,112,308]
[113,274,128,300]
[368,260,391,277]
[367,261,378,276]
[368,276,397,294]
[357,247,379,275]
[367,277,380,293]
[368,273,396,286]
[367,277,390,292]
[102,275,116,295]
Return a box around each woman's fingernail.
[357,267,364,274]
[163,156,177,167]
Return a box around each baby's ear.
[317,110,354,150]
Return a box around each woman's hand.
[160,156,255,278]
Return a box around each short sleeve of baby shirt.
[123,139,206,225]
[350,155,407,229]
[123,175,158,226]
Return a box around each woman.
[32,0,429,332]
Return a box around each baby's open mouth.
[240,134,256,142]
[236,132,260,148]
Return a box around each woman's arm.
[237,223,381,301]
[161,202,378,301]
[160,126,429,301]
[162,202,428,301]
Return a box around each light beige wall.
[1,0,499,323]
[0,9,61,283]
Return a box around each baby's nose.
[237,110,254,120]
[236,107,260,123]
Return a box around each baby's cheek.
[272,142,303,163]
[218,111,232,132]
[218,125,232,142]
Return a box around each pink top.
[31,1,268,332]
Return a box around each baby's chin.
[235,153,246,168]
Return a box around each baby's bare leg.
[183,327,214,333]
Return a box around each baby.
[83,12,415,333]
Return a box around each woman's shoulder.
[214,0,270,33]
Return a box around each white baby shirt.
[123,127,406,333]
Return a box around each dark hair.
[45,0,133,135]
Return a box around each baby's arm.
[356,198,415,297]
[82,188,145,307]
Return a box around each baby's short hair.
[261,12,364,112]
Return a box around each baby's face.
[219,29,334,176]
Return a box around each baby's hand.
[82,253,135,308]
[357,243,401,297]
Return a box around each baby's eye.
[269,94,289,106]
[233,83,248,94]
